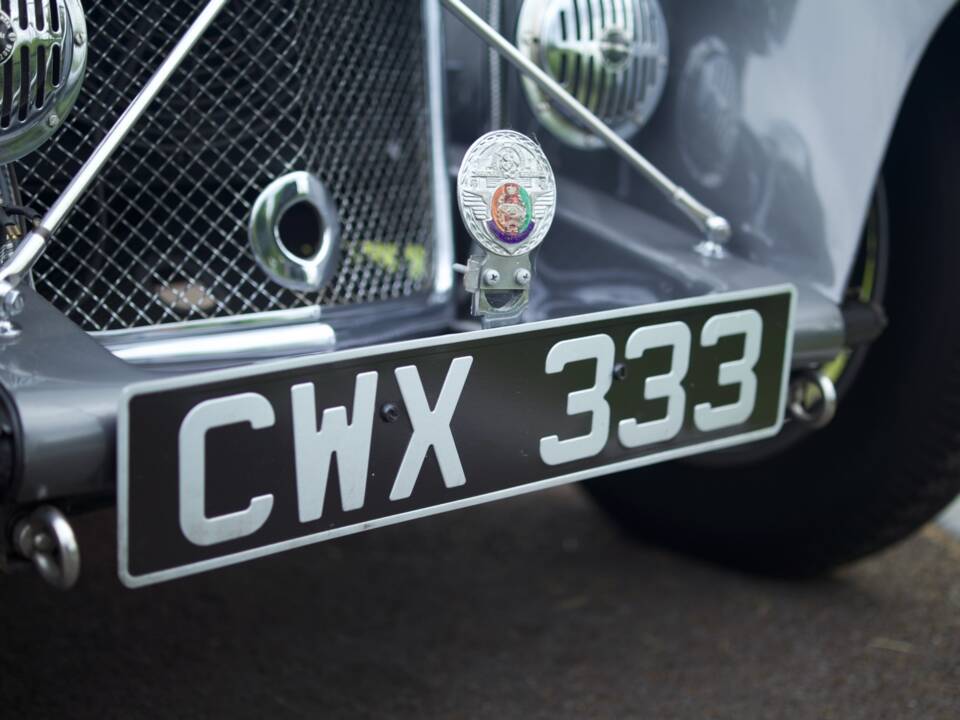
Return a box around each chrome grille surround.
[16,0,449,332]
[517,0,669,150]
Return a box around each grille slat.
[18,0,436,332]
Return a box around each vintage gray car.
[0,0,956,588]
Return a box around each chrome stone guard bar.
[0,0,731,328]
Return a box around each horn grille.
[517,0,668,150]
[0,0,86,163]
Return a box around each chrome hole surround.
[0,0,86,163]
[248,172,342,293]
[517,0,668,150]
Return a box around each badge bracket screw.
[482,268,501,287]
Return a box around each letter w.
[291,372,378,522]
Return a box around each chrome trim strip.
[117,284,797,587]
[0,0,230,293]
[93,306,325,343]
[439,0,731,249]
[425,0,455,302]
[96,298,455,366]
[107,322,336,366]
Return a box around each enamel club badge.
[457,130,557,257]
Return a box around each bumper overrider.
[0,0,852,588]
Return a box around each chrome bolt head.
[705,215,732,243]
[3,288,23,317]
[379,403,401,423]
[33,531,56,554]
[46,114,60,129]
[514,268,531,286]
[73,30,85,47]
[483,269,501,286]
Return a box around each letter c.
[178,393,275,546]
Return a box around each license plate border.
[118,285,796,587]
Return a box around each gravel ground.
[1,485,959,719]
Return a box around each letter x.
[390,356,473,501]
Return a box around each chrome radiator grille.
[16,0,436,331]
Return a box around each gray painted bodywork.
[0,289,146,503]
[681,0,956,301]
[1,0,956,504]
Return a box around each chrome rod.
[440,0,731,251]
[0,0,231,293]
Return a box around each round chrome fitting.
[788,370,837,429]
[13,505,80,590]
[0,0,87,163]
[517,0,669,150]
[248,172,341,292]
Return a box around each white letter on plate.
[390,356,473,501]
[178,393,275,546]
[694,310,763,432]
[291,372,379,522]
[618,322,691,448]
[540,334,615,465]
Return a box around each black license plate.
[119,286,795,586]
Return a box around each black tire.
[585,34,960,576]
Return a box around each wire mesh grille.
[15,0,436,331]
